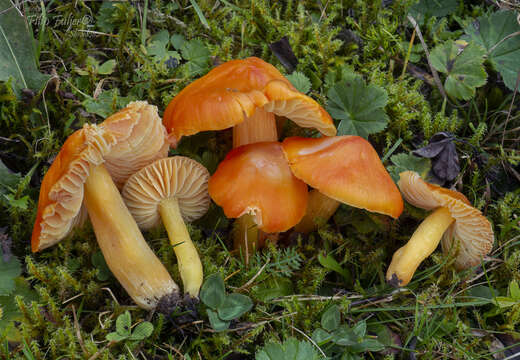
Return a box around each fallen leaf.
[413,132,460,183]
[269,36,298,72]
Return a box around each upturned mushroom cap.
[163,57,336,143]
[31,101,169,252]
[397,171,494,269]
[208,142,308,233]
[282,136,403,218]
[122,157,211,229]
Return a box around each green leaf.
[0,0,50,97]
[217,293,253,321]
[321,305,341,332]
[98,60,116,75]
[0,278,38,341]
[189,0,210,29]
[430,40,487,100]
[350,338,385,353]
[318,252,351,281]
[106,332,128,342]
[0,249,21,296]
[128,321,153,341]
[312,328,333,345]
[91,251,111,281]
[116,311,132,336]
[180,39,211,76]
[352,321,366,338]
[171,34,186,50]
[463,11,520,91]
[387,153,431,182]
[0,160,21,194]
[286,71,312,94]
[254,277,293,302]
[206,309,230,332]
[3,194,29,210]
[83,89,136,118]
[200,273,226,309]
[408,0,458,24]
[96,2,117,33]
[326,76,389,138]
[510,280,520,301]
[332,325,358,346]
[147,30,181,64]
[255,338,323,360]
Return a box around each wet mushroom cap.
[208,142,308,233]
[398,171,494,269]
[31,101,169,252]
[282,136,403,219]
[122,156,211,229]
[163,57,336,143]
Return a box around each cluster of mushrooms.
[31,57,494,311]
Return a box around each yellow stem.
[294,189,340,233]
[233,107,278,258]
[386,207,455,287]
[84,164,178,310]
[159,197,203,297]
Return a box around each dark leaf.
[269,36,298,72]
[413,132,460,182]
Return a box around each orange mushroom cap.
[31,101,169,252]
[208,142,308,233]
[398,171,494,269]
[281,136,403,218]
[163,57,336,144]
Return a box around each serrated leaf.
[388,153,431,182]
[180,39,210,76]
[255,338,323,360]
[0,160,22,194]
[128,321,153,340]
[106,332,128,342]
[0,249,21,296]
[147,30,181,65]
[96,2,117,33]
[217,293,253,321]
[116,311,131,336]
[463,11,520,91]
[207,309,230,331]
[326,76,389,138]
[0,0,50,97]
[286,71,311,94]
[200,273,226,309]
[171,34,186,50]
[83,89,137,118]
[321,305,341,332]
[430,40,487,100]
[0,278,38,341]
[98,60,116,75]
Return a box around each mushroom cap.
[398,171,494,269]
[208,142,308,233]
[163,57,336,143]
[122,157,210,229]
[281,136,403,218]
[31,101,169,252]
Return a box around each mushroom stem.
[233,108,278,257]
[158,197,203,297]
[233,107,278,148]
[84,164,179,310]
[386,207,454,287]
[294,189,340,233]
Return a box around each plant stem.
[294,190,340,233]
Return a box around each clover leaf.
[106,311,153,343]
[326,75,389,138]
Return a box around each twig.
[407,15,449,101]
[501,71,520,147]
[101,287,120,305]
[87,341,116,360]
[62,292,83,305]
[71,304,88,355]
[288,325,327,358]
[236,259,270,291]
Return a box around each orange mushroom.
[386,171,494,287]
[32,102,178,310]
[163,57,336,252]
[208,142,308,260]
[281,136,403,233]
